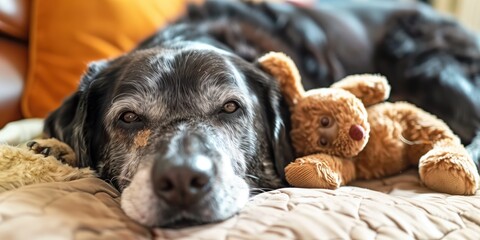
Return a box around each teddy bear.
[258,52,480,195]
[0,138,95,192]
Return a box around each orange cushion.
[22,0,188,118]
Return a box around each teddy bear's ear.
[331,74,391,107]
[257,52,305,108]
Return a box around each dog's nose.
[152,159,212,207]
[152,133,215,207]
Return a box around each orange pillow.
[22,0,188,118]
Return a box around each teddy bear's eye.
[320,117,330,127]
[319,137,328,146]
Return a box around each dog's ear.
[269,97,295,182]
[240,60,295,183]
[254,55,296,181]
[44,60,108,167]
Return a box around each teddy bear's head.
[258,52,371,158]
[289,87,369,158]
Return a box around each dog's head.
[44,42,293,227]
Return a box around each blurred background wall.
[432,0,480,32]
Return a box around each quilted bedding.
[0,170,478,240]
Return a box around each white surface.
[0,118,44,145]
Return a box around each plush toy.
[258,52,479,195]
[0,138,95,192]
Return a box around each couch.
[1,1,480,239]
[0,0,28,127]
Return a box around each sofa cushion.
[0,38,27,127]
[22,0,189,118]
[0,0,30,41]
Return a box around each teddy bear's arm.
[331,74,391,107]
[285,153,356,189]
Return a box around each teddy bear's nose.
[349,125,365,141]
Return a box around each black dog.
[43,0,480,227]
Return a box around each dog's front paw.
[26,138,76,165]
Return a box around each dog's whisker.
[249,187,273,196]
[245,174,260,180]
[109,175,133,184]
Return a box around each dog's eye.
[121,112,140,123]
[222,101,239,113]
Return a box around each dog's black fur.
[44,0,480,227]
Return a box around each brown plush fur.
[259,52,479,195]
[0,138,96,192]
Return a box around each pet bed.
[0,170,478,239]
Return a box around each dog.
[42,0,480,227]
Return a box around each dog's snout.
[152,132,216,207]
[152,161,212,207]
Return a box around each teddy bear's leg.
[419,139,479,195]
[285,154,355,189]
[25,138,77,166]
[392,102,480,195]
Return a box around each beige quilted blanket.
[0,170,479,240]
